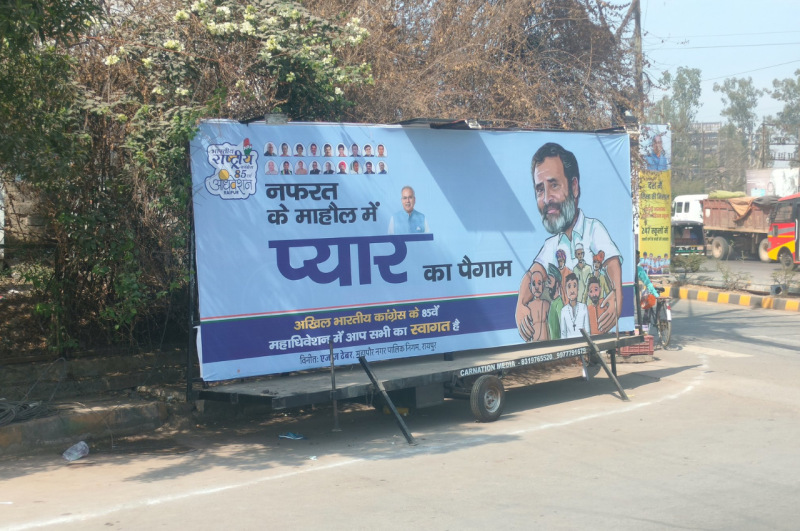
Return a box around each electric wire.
[654,42,800,51]
[0,358,66,427]
[701,60,800,82]
[649,30,800,40]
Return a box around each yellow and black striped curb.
[669,287,800,312]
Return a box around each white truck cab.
[671,194,707,224]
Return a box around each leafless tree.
[307,0,637,129]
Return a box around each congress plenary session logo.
[204,139,258,200]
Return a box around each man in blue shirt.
[645,135,669,171]
[388,186,430,234]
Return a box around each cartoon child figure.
[573,243,592,303]
[592,250,612,298]
[586,276,606,335]
[526,270,550,342]
[560,273,590,339]
[546,264,564,341]
[556,248,572,303]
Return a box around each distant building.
[687,122,721,163]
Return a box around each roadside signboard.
[190,121,635,380]
[638,124,672,275]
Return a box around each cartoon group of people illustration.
[516,143,623,342]
[263,141,388,175]
[639,252,669,275]
[524,246,615,341]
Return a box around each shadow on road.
[0,361,700,484]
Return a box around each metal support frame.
[609,347,618,377]
[329,341,341,432]
[611,279,621,377]
[358,356,417,446]
[580,329,629,402]
[579,351,590,381]
[186,225,197,402]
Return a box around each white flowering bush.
[0,0,371,350]
[87,0,371,120]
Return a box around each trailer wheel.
[470,375,505,422]
[758,239,771,263]
[779,249,796,270]
[710,237,730,260]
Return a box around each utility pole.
[633,0,644,122]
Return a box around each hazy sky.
[642,0,800,124]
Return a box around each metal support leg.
[329,341,341,432]
[580,329,630,402]
[579,352,590,381]
[358,356,417,446]
[610,349,618,377]
[186,229,196,403]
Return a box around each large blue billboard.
[190,121,634,381]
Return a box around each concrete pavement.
[0,398,169,456]
[1,300,799,531]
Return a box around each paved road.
[670,256,797,287]
[2,301,799,531]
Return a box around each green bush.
[672,254,704,273]
[1,0,371,353]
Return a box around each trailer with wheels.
[186,119,642,444]
[190,334,642,442]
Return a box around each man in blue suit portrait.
[388,186,430,234]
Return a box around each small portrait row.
[265,160,389,175]
[264,142,387,158]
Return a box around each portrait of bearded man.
[515,142,622,342]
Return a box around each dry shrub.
[306,0,636,128]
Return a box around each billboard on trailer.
[190,121,635,381]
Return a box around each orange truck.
[703,197,777,261]
[767,193,800,268]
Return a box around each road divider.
[670,286,800,312]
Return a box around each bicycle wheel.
[646,307,656,329]
[657,303,671,348]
